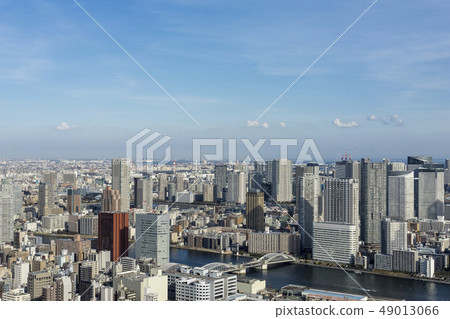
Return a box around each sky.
[0,0,449,161]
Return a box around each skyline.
[1,0,450,159]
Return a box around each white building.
[420,256,435,278]
[381,218,408,255]
[418,169,444,219]
[388,171,414,220]
[176,191,194,203]
[226,171,246,204]
[101,286,115,301]
[297,174,320,250]
[272,159,293,202]
[0,182,22,243]
[313,222,358,264]
[12,260,29,288]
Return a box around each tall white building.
[418,169,444,219]
[381,218,408,255]
[135,212,170,267]
[13,260,29,288]
[419,256,435,278]
[0,181,22,243]
[296,173,320,250]
[324,178,359,226]
[226,171,246,204]
[388,171,414,221]
[112,158,130,212]
[271,159,292,202]
[312,222,358,264]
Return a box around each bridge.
[201,253,297,274]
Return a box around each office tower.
[335,160,360,180]
[246,191,265,232]
[360,158,387,245]
[27,271,53,301]
[296,163,320,177]
[202,183,214,202]
[43,172,58,186]
[418,168,444,219]
[135,212,170,267]
[388,171,414,220]
[381,218,408,255]
[158,173,168,200]
[226,171,246,204]
[255,161,266,177]
[248,171,264,192]
[112,158,130,212]
[0,181,22,243]
[38,182,54,217]
[407,155,432,171]
[62,172,77,185]
[167,183,176,201]
[67,188,81,214]
[134,177,153,212]
[324,178,359,226]
[214,164,228,201]
[175,172,185,192]
[296,173,320,250]
[271,159,293,202]
[101,186,121,212]
[98,211,129,262]
[312,222,358,264]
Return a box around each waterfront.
[170,248,450,301]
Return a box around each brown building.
[98,211,129,261]
[101,186,121,212]
[28,271,53,301]
[246,191,265,232]
[56,234,91,256]
[67,188,82,214]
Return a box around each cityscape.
[0,0,449,313]
[0,156,449,301]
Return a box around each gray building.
[360,158,387,245]
[335,160,360,180]
[135,212,170,267]
[418,168,444,220]
[388,171,414,221]
[271,159,293,202]
[296,173,320,250]
[381,218,408,255]
[112,158,130,212]
[134,177,153,212]
[324,178,359,226]
[0,181,22,243]
[214,164,228,201]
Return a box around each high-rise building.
[312,222,358,264]
[392,249,418,273]
[418,168,444,219]
[335,160,360,180]
[296,173,320,250]
[388,171,414,221]
[158,173,167,201]
[246,191,265,232]
[38,182,54,217]
[112,158,130,212]
[0,181,22,243]
[135,212,170,267]
[214,164,228,201]
[98,211,129,262]
[324,178,359,226]
[407,156,432,171]
[101,186,121,212]
[134,177,153,212]
[271,159,293,202]
[381,218,408,255]
[12,260,29,288]
[360,158,387,245]
[226,171,246,204]
[67,188,81,215]
[202,183,214,202]
[176,172,185,192]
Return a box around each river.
[169,248,450,301]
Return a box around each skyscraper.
[0,181,22,243]
[324,178,359,226]
[388,171,414,221]
[158,173,168,201]
[335,160,360,180]
[271,159,293,202]
[98,211,129,262]
[246,191,265,232]
[135,212,170,267]
[296,173,320,250]
[360,158,387,245]
[112,158,130,212]
[101,186,121,212]
[381,218,408,255]
[67,188,81,215]
[134,177,153,212]
[418,168,445,219]
[38,182,53,217]
[214,164,228,201]
[226,171,246,204]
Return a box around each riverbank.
[170,245,234,255]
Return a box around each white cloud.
[280,122,286,128]
[333,118,360,128]
[246,120,269,128]
[55,122,79,131]
[366,114,404,126]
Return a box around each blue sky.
[0,0,449,161]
